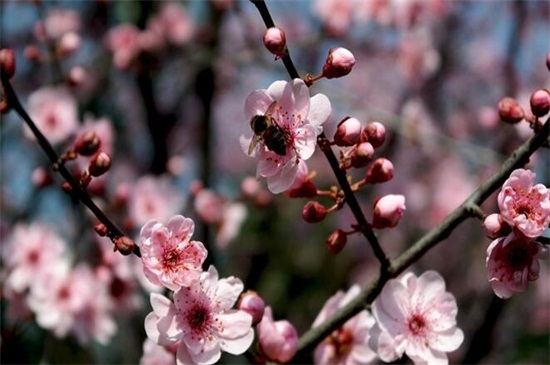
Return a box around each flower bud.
[238,290,265,326]
[74,130,101,156]
[88,152,111,177]
[263,27,287,59]
[365,158,393,184]
[350,142,374,168]
[529,89,550,117]
[31,167,53,188]
[322,47,355,79]
[302,201,327,223]
[94,223,108,237]
[114,236,134,255]
[372,194,406,229]
[68,66,87,86]
[498,97,524,124]
[0,48,16,79]
[286,179,317,198]
[327,229,347,255]
[257,307,298,363]
[361,121,386,148]
[334,117,361,146]
[483,213,511,240]
[58,32,81,57]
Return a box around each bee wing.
[247,135,262,156]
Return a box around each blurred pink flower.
[138,215,207,291]
[257,306,298,363]
[38,8,81,40]
[369,271,464,364]
[140,338,175,365]
[3,223,67,293]
[497,168,550,238]
[194,189,224,224]
[486,233,547,299]
[129,175,184,228]
[312,0,355,36]
[26,86,79,144]
[144,266,254,365]
[312,285,377,365]
[216,202,247,249]
[105,23,141,70]
[148,2,194,45]
[242,79,331,193]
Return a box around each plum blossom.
[138,215,207,291]
[148,2,194,46]
[369,271,464,364]
[312,285,377,365]
[497,168,550,238]
[144,266,254,365]
[140,338,175,365]
[256,306,298,363]
[104,24,141,70]
[242,79,331,193]
[486,232,547,299]
[26,86,79,144]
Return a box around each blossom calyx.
[334,117,361,146]
[74,130,101,156]
[322,47,355,79]
[361,121,386,148]
[88,152,111,177]
[365,158,393,184]
[498,97,524,124]
[529,89,550,117]
[263,27,287,59]
[302,201,327,223]
[0,48,16,79]
[326,229,347,255]
[372,194,406,229]
[238,290,265,326]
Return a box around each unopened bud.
[94,223,108,237]
[326,229,347,255]
[498,97,524,124]
[361,121,386,148]
[88,152,111,176]
[322,47,355,79]
[32,167,53,188]
[372,194,406,229]
[286,180,317,198]
[365,158,393,184]
[114,236,134,256]
[238,290,265,326]
[74,131,101,156]
[263,27,287,59]
[334,117,361,146]
[302,201,327,223]
[61,181,73,194]
[0,48,16,78]
[350,142,374,168]
[529,89,550,117]
[483,213,511,240]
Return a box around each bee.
[248,101,287,156]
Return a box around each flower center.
[408,313,426,336]
[328,327,354,359]
[186,302,213,337]
[162,249,182,271]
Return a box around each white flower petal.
[266,160,299,194]
[244,90,273,120]
[308,93,331,128]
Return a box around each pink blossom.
[486,233,547,299]
[194,189,224,224]
[129,175,185,228]
[257,306,298,363]
[369,271,464,364]
[312,0,355,36]
[215,202,247,249]
[312,285,377,365]
[3,223,67,293]
[104,24,141,70]
[140,338,175,365]
[40,8,81,40]
[144,266,254,365]
[497,168,550,238]
[242,79,331,193]
[148,2,194,46]
[26,86,79,144]
[138,215,207,291]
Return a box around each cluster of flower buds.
[497,87,550,130]
[482,168,550,299]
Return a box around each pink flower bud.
[334,117,362,146]
[361,121,386,148]
[74,130,101,156]
[31,167,53,188]
[350,142,374,168]
[327,229,347,255]
[0,48,16,78]
[88,151,111,177]
[238,290,265,326]
[498,97,524,124]
[483,213,511,240]
[94,223,108,237]
[257,307,298,363]
[58,32,81,56]
[114,236,135,255]
[68,66,87,86]
[529,89,550,117]
[263,27,287,59]
[61,181,73,194]
[372,194,406,229]
[322,47,355,79]
[302,201,327,223]
[365,158,393,184]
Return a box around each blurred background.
[1,0,549,364]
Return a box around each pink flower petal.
[244,90,274,120]
[266,160,300,194]
[308,93,332,128]
[215,277,244,309]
